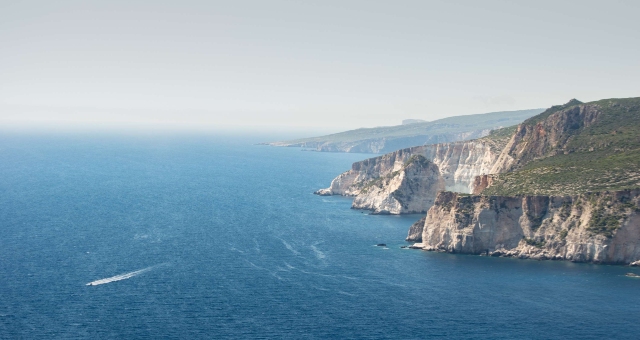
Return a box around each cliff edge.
[412,190,640,264]
[318,97,640,264]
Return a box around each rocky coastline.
[314,138,505,213]
[409,190,640,265]
[316,98,640,265]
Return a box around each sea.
[1,132,639,339]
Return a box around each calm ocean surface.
[1,133,639,339]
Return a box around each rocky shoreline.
[316,98,640,266]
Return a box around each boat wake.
[310,244,326,260]
[86,264,164,286]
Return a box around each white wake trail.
[279,238,300,256]
[310,244,326,260]
[86,264,162,286]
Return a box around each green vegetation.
[357,170,399,194]
[559,201,572,219]
[403,154,429,167]
[587,207,623,238]
[559,229,568,240]
[526,210,547,231]
[584,193,639,237]
[483,97,640,196]
[486,125,517,139]
[477,125,518,152]
[525,99,583,125]
[483,149,640,195]
[454,196,476,224]
[523,237,546,248]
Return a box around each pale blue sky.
[1,0,638,132]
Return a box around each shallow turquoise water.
[1,133,639,339]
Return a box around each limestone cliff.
[316,97,640,265]
[317,138,503,194]
[412,190,640,264]
[315,135,507,214]
[315,146,419,197]
[407,216,426,242]
[351,155,445,214]
[489,99,599,174]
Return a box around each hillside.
[263,108,543,153]
[482,97,640,196]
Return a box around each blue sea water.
[1,132,639,339]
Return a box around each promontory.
[315,97,640,265]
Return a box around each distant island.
[261,109,544,154]
[316,97,640,265]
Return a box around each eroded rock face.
[314,146,417,196]
[471,174,494,195]
[413,190,640,264]
[319,102,605,200]
[406,216,426,242]
[316,140,501,198]
[314,140,502,214]
[351,156,445,214]
[490,103,600,174]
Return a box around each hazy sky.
[1,0,638,132]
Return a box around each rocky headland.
[314,127,511,213]
[317,97,640,264]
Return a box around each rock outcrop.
[406,216,426,242]
[471,174,494,195]
[315,146,420,197]
[411,190,640,264]
[317,97,640,265]
[489,99,600,174]
[315,138,504,213]
[351,155,445,214]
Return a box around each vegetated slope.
[483,97,640,196]
[475,125,517,152]
[264,109,543,153]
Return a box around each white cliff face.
[315,146,420,196]
[351,156,445,214]
[315,171,360,196]
[317,140,501,195]
[415,190,640,264]
[421,141,500,193]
